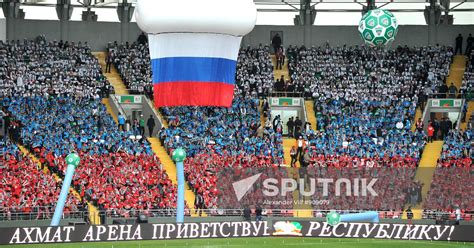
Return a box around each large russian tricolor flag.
[149,33,242,107]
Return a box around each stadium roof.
[3,0,474,25]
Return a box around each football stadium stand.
[0,36,472,227]
[1,2,474,245]
[106,41,472,219]
[0,139,82,220]
[0,40,183,221]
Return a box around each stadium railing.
[427,92,473,99]
[2,209,472,223]
[271,91,305,98]
[0,210,88,222]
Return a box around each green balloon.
[172,148,186,162]
[65,153,80,168]
[326,211,341,226]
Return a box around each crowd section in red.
[184,154,286,209]
[0,141,82,219]
[425,167,473,212]
[43,152,178,215]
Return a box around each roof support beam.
[117,0,134,23]
[2,0,23,19]
[282,0,299,10]
[450,1,466,11]
[56,0,73,21]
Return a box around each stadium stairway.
[446,55,467,90]
[94,51,126,125]
[461,101,474,130]
[258,100,266,128]
[282,138,295,167]
[271,55,290,82]
[101,98,118,123]
[147,137,204,217]
[292,180,313,218]
[17,145,101,225]
[405,141,443,220]
[411,108,423,132]
[445,55,470,130]
[282,138,313,217]
[92,52,129,95]
[292,195,313,217]
[304,100,318,131]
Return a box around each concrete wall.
[6,19,142,51]
[5,18,474,51]
[243,25,474,48]
[0,18,5,41]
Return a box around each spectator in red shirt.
[427,122,435,143]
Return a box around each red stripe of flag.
[153,82,235,107]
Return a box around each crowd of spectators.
[235,45,275,98]
[108,40,285,212]
[159,97,284,209]
[285,44,454,167]
[305,167,419,211]
[3,97,179,215]
[6,97,153,157]
[304,152,420,168]
[108,42,276,99]
[45,151,178,217]
[159,97,283,160]
[424,167,473,212]
[438,128,473,167]
[184,153,285,209]
[0,37,181,216]
[288,44,452,100]
[0,37,112,98]
[2,35,471,218]
[461,50,474,99]
[0,139,82,220]
[107,41,153,97]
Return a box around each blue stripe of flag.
[151,57,237,84]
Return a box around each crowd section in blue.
[159,97,283,160]
[5,97,153,157]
